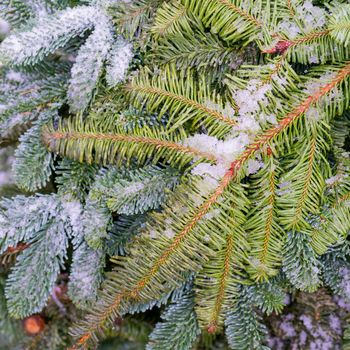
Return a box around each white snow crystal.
[295,1,326,31]
[304,72,337,95]
[164,228,175,239]
[149,230,158,238]
[305,106,320,121]
[61,199,83,234]
[122,182,145,194]
[183,133,250,166]
[246,159,264,175]
[204,208,221,220]
[278,20,300,39]
[0,104,7,114]
[0,19,10,36]
[191,163,226,179]
[183,134,219,157]
[6,70,23,82]
[233,114,261,133]
[325,174,343,186]
[309,55,319,64]
[204,100,236,120]
[106,37,133,87]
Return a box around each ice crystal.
[183,133,251,166]
[106,37,133,87]
[246,159,264,175]
[325,174,343,186]
[0,19,10,36]
[191,163,226,179]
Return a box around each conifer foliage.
[2,0,350,349]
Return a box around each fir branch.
[151,1,189,37]
[196,234,238,333]
[146,288,200,350]
[69,60,350,350]
[225,285,268,350]
[246,155,283,281]
[278,134,325,232]
[195,183,249,332]
[181,0,263,44]
[90,165,179,215]
[329,4,350,46]
[283,231,321,292]
[13,109,58,191]
[42,119,218,166]
[125,65,237,135]
[286,0,295,17]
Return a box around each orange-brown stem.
[44,131,218,163]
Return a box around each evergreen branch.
[0,195,59,255]
[281,136,320,231]
[112,0,163,41]
[310,223,338,256]
[312,204,350,255]
[146,288,200,350]
[151,1,189,37]
[68,242,105,308]
[293,138,316,222]
[217,0,262,27]
[196,234,237,333]
[43,119,217,166]
[263,29,349,65]
[289,29,331,47]
[55,159,98,201]
[13,109,58,191]
[283,231,321,292]
[69,61,350,350]
[260,165,278,265]
[5,220,69,318]
[209,234,234,330]
[0,0,31,27]
[151,1,246,78]
[310,160,350,254]
[333,190,350,208]
[154,33,240,74]
[70,177,238,349]
[0,6,99,66]
[89,165,179,215]
[225,285,267,350]
[260,55,286,84]
[329,4,350,46]
[181,0,262,44]
[246,156,283,281]
[125,65,237,135]
[127,85,236,127]
[228,62,350,174]
[195,184,248,332]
